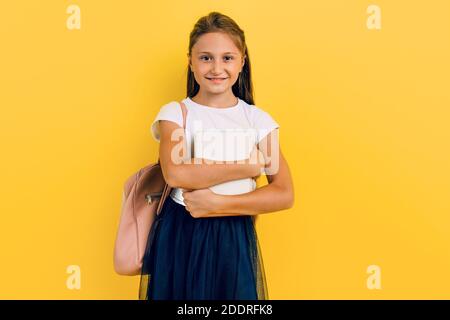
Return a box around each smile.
[206,77,227,83]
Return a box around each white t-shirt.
[150,96,280,206]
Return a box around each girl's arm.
[159,120,263,189]
[207,130,295,216]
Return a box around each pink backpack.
[113,101,187,276]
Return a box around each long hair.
[186,12,254,105]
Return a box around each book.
[193,128,257,195]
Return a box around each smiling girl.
[139,11,294,300]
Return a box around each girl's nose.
[212,60,225,73]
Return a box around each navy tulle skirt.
[139,195,269,300]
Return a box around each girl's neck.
[190,92,238,109]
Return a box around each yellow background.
[1,0,449,299]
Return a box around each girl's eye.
[200,56,234,61]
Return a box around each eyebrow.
[198,51,238,55]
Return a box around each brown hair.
[186,12,254,105]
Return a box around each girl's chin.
[205,82,228,89]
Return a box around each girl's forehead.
[192,32,240,53]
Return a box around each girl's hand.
[181,188,222,218]
[248,145,266,178]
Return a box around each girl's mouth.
[206,77,228,83]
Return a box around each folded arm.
[158,120,263,190]
[208,129,295,217]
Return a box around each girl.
[139,11,294,300]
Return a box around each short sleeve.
[254,110,280,144]
[150,101,183,142]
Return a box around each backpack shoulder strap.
[179,101,187,129]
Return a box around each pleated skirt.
[139,195,269,300]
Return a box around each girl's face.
[189,32,245,95]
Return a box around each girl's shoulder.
[241,100,278,126]
[159,100,182,112]
[241,100,280,144]
[150,101,183,142]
